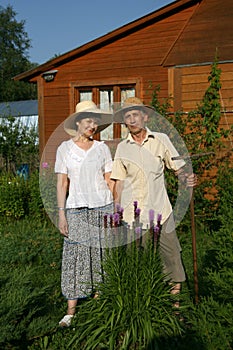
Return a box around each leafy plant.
[0,173,29,218]
[0,219,63,349]
[68,240,182,350]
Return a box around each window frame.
[69,78,141,139]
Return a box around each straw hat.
[114,97,157,123]
[64,100,112,136]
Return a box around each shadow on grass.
[146,331,207,350]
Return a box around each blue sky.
[1,0,172,64]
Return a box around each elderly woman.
[55,101,113,327]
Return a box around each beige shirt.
[111,129,185,227]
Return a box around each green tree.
[0,5,37,102]
[0,115,39,173]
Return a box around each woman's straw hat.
[64,100,112,136]
[114,97,157,123]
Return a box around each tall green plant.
[197,58,222,148]
[68,241,182,350]
[0,173,28,218]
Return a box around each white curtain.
[120,89,135,138]
[80,91,92,101]
[100,90,113,140]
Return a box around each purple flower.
[109,214,113,228]
[42,162,49,169]
[133,201,138,208]
[135,226,141,238]
[119,207,124,221]
[149,209,155,222]
[103,214,108,229]
[135,207,141,217]
[116,203,121,213]
[154,224,160,241]
[113,212,120,226]
[157,214,162,224]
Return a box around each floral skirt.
[61,203,113,299]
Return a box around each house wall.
[39,4,197,166]
[168,62,233,154]
[36,0,233,167]
[164,0,233,66]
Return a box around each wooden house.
[14,0,233,165]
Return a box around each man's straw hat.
[64,100,112,136]
[114,97,157,123]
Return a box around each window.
[71,79,141,139]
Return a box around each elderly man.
[111,97,197,302]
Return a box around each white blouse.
[55,139,113,209]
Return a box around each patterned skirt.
[61,203,113,299]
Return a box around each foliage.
[68,240,182,350]
[0,173,29,218]
[0,171,49,220]
[148,57,232,220]
[0,5,37,101]
[0,219,63,349]
[0,169,232,350]
[39,163,58,224]
[186,296,233,350]
[0,114,39,173]
[200,165,233,305]
[197,57,222,147]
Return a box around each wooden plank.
[181,65,212,74]
[182,74,210,84]
[182,82,209,92]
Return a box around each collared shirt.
[110,129,185,227]
[55,139,113,209]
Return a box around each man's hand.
[186,173,198,187]
[176,168,198,187]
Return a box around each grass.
[0,209,232,349]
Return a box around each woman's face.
[76,117,99,138]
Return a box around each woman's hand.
[56,173,69,237]
[58,212,68,237]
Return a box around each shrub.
[27,170,46,220]
[0,173,29,218]
[0,169,56,221]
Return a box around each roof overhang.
[14,0,198,82]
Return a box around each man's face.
[124,109,148,134]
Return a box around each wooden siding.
[169,63,233,111]
[164,0,233,66]
[168,62,233,154]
